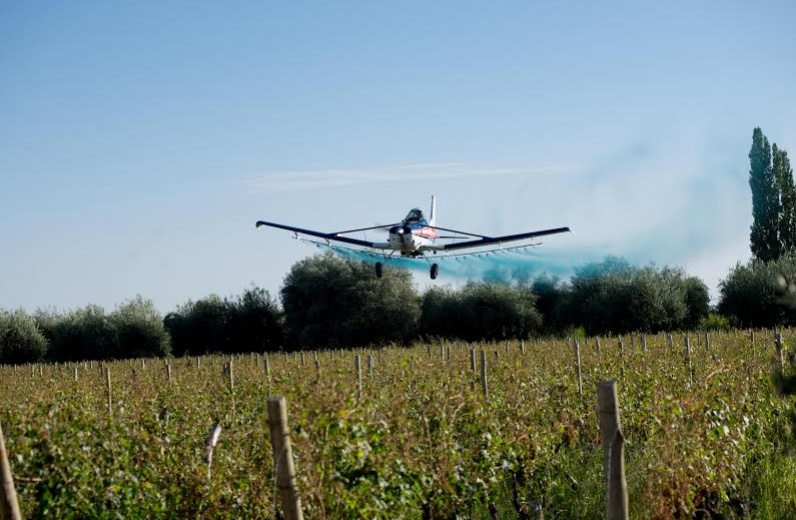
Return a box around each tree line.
[4,251,792,365]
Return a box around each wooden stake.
[480,350,488,397]
[596,381,628,520]
[355,355,362,402]
[105,366,112,417]
[267,397,304,520]
[574,340,583,395]
[0,421,22,520]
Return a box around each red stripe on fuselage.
[413,227,437,239]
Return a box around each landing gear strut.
[430,263,439,280]
[375,262,383,278]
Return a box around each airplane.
[255,196,571,279]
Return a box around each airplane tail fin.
[429,195,437,227]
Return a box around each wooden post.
[704,331,710,351]
[367,355,373,376]
[684,336,693,385]
[641,334,647,352]
[618,338,624,354]
[426,344,431,356]
[355,355,362,402]
[596,336,601,355]
[520,340,525,355]
[777,333,786,375]
[264,355,271,383]
[73,366,78,382]
[166,363,172,384]
[105,366,112,417]
[196,356,201,369]
[228,360,235,393]
[480,350,488,397]
[667,334,674,352]
[596,381,628,520]
[0,421,22,520]
[267,397,304,520]
[470,349,476,372]
[574,340,583,395]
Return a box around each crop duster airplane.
[256,196,571,279]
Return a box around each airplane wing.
[255,220,391,249]
[432,226,572,252]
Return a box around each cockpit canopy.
[404,208,425,223]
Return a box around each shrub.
[718,255,796,328]
[281,254,420,348]
[0,309,48,364]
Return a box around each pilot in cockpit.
[404,208,425,224]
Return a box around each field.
[2,332,796,519]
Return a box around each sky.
[2,0,796,313]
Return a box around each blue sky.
[2,0,795,312]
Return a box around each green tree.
[0,309,48,364]
[281,254,420,348]
[109,295,170,358]
[749,127,780,261]
[774,144,796,252]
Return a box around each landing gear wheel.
[375,262,383,278]
[430,263,439,280]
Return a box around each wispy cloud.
[244,163,573,191]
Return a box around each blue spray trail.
[314,243,604,282]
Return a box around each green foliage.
[421,282,542,341]
[0,308,48,364]
[34,296,169,362]
[775,144,796,253]
[2,332,795,518]
[568,257,708,334]
[750,127,781,262]
[110,295,170,359]
[699,312,732,331]
[718,254,796,327]
[165,286,284,356]
[281,254,420,348]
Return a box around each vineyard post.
[480,350,488,397]
[750,329,755,345]
[574,339,583,396]
[267,396,304,520]
[105,366,112,417]
[314,359,321,374]
[265,355,271,384]
[73,366,78,382]
[367,355,373,376]
[505,340,509,355]
[426,344,431,357]
[470,349,476,372]
[228,360,236,393]
[300,352,305,366]
[684,337,693,386]
[596,380,628,520]
[520,340,525,355]
[641,334,647,352]
[0,421,22,520]
[440,344,445,363]
[618,338,624,354]
[705,331,710,352]
[668,334,674,352]
[355,355,362,402]
[776,333,786,375]
[196,356,201,369]
[166,363,172,385]
[596,337,601,355]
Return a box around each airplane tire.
[375,262,383,278]
[430,263,439,280]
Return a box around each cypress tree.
[774,144,796,252]
[749,128,780,261]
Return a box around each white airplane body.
[256,196,571,279]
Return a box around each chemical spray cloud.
[316,243,603,283]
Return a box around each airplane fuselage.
[388,220,437,256]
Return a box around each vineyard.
[1,332,795,519]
